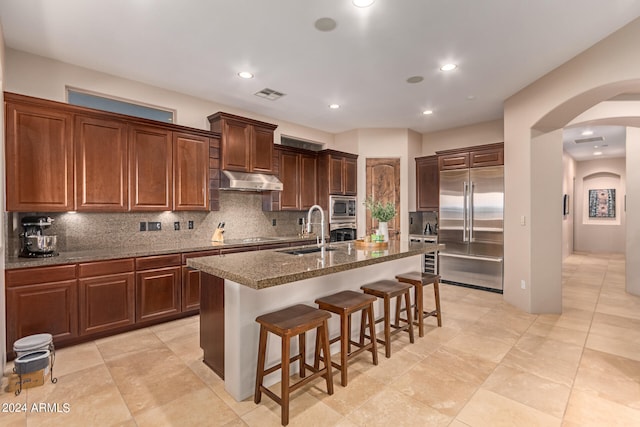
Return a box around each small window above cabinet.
[207,112,278,174]
[415,155,439,211]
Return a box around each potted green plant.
[364,196,396,241]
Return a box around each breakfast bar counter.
[188,240,440,401]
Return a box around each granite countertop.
[5,235,321,270]
[187,240,442,290]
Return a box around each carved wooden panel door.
[366,158,401,241]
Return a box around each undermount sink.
[241,237,280,243]
[278,246,337,255]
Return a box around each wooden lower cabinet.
[182,267,202,313]
[200,273,224,378]
[136,266,182,323]
[5,264,79,353]
[78,259,135,336]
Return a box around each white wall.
[562,152,576,259]
[573,158,626,253]
[626,127,640,296]
[4,49,335,147]
[422,119,504,155]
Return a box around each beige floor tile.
[585,333,640,362]
[151,316,200,343]
[482,364,571,419]
[243,391,343,427]
[455,389,561,427]
[534,308,594,333]
[442,331,514,364]
[347,388,451,427]
[162,331,203,364]
[563,388,640,427]
[350,346,422,383]
[47,341,105,378]
[96,328,166,361]
[573,348,640,410]
[526,319,588,347]
[134,387,239,427]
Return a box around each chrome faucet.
[306,204,326,252]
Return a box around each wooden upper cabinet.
[129,125,173,211]
[208,112,277,174]
[279,149,301,210]
[74,115,128,211]
[437,143,504,170]
[343,156,357,196]
[173,132,209,211]
[328,156,344,195]
[299,153,318,209]
[5,97,74,211]
[415,155,439,211]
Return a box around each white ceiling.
[1,0,640,136]
[563,126,627,161]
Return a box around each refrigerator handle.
[469,181,475,242]
[463,181,468,242]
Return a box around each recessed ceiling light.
[329,104,340,109]
[406,76,424,84]
[422,110,434,115]
[593,151,603,156]
[594,145,599,148]
[440,63,457,72]
[581,130,594,136]
[238,71,254,79]
[314,17,337,32]
[352,0,375,7]
[467,95,476,101]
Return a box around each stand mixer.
[19,216,58,258]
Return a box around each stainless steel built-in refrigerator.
[439,166,504,291]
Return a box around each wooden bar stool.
[395,272,442,337]
[255,304,334,426]
[361,280,414,358]
[314,290,378,387]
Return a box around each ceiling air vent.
[574,136,604,144]
[254,88,286,101]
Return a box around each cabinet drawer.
[220,246,259,255]
[6,264,77,287]
[181,249,220,265]
[135,254,181,270]
[78,258,135,278]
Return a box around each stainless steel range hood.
[219,170,283,191]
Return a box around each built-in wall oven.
[330,221,357,242]
[409,234,439,274]
[329,195,356,223]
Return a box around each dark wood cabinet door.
[173,133,209,211]
[79,272,135,336]
[129,125,173,211]
[221,119,251,172]
[279,150,301,210]
[300,154,317,209]
[75,115,128,211]
[136,266,181,323]
[329,157,344,194]
[5,101,73,211]
[470,147,504,167]
[200,273,224,378]
[416,156,439,211]
[6,280,78,349]
[438,153,470,170]
[181,266,201,313]
[251,125,274,173]
[343,156,358,196]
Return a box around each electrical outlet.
[410,217,413,225]
[298,218,303,225]
[148,221,161,231]
[272,219,277,226]
[139,222,146,232]
[188,220,194,229]
[174,221,180,231]
[521,279,526,289]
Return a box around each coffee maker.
[19,216,58,258]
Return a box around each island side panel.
[200,273,225,378]
[222,255,420,401]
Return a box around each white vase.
[378,221,389,242]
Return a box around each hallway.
[1,253,639,426]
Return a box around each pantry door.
[365,158,401,241]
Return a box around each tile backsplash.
[5,192,311,256]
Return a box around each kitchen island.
[187,239,440,401]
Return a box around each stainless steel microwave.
[329,195,357,222]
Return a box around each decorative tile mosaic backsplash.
[5,192,311,256]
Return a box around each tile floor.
[2,252,639,426]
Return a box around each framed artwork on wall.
[588,189,616,218]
